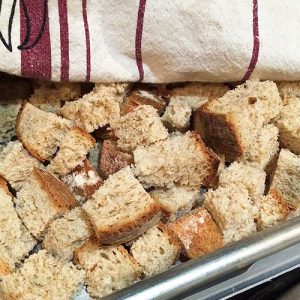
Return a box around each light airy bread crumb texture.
[61,159,102,204]
[43,207,93,261]
[0,99,21,143]
[161,98,192,131]
[240,124,279,169]
[275,96,300,155]
[134,131,219,189]
[59,84,121,133]
[15,167,78,239]
[197,80,282,161]
[204,185,257,244]
[0,179,36,276]
[93,82,130,104]
[29,81,81,113]
[121,90,167,115]
[218,162,266,201]
[256,189,290,230]
[16,102,72,161]
[75,240,141,298]
[269,149,300,209]
[130,223,182,278]
[149,186,200,221]
[48,127,95,175]
[169,207,223,259]
[83,166,162,244]
[0,250,85,300]
[112,105,168,152]
[168,82,229,110]
[277,81,300,105]
[0,141,42,191]
[99,140,133,179]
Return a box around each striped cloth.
[0,0,300,83]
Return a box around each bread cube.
[277,81,300,105]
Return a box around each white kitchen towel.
[0,0,300,83]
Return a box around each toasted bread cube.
[130,223,182,277]
[83,166,162,244]
[240,124,279,169]
[93,82,130,103]
[219,162,266,201]
[29,81,81,113]
[277,81,300,105]
[112,105,168,152]
[275,97,300,155]
[99,140,133,178]
[59,84,122,133]
[149,186,200,221]
[204,185,257,244]
[168,82,229,110]
[43,208,93,261]
[169,208,223,259]
[196,80,282,161]
[15,167,78,239]
[61,159,102,204]
[269,149,300,209]
[48,128,95,176]
[0,141,42,191]
[0,177,36,276]
[162,99,192,131]
[134,131,220,189]
[16,101,72,161]
[0,250,85,300]
[75,240,141,298]
[121,90,167,115]
[256,189,290,230]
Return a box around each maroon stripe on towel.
[58,0,69,81]
[82,0,91,81]
[20,0,51,80]
[135,0,147,81]
[242,0,259,81]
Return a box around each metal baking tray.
[93,216,300,300]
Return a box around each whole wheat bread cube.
[268,149,300,209]
[167,82,229,110]
[47,127,95,176]
[240,124,279,169]
[59,84,121,133]
[99,139,133,178]
[204,185,257,244]
[130,223,182,278]
[0,250,85,300]
[0,177,36,276]
[275,96,300,155]
[149,186,200,221]
[93,82,130,103]
[0,99,21,143]
[43,207,93,261]
[256,189,290,230]
[218,162,266,201]
[161,98,192,131]
[112,105,168,152]
[29,81,81,113]
[168,207,223,259]
[0,141,42,191]
[277,81,300,105]
[15,167,78,239]
[83,166,162,244]
[121,90,167,115]
[61,159,102,204]
[75,240,141,298]
[196,80,282,161]
[16,101,72,161]
[133,131,220,189]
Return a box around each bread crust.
[196,103,244,161]
[33,167,79,211]
[0,176,10,195]
[93,203,163,245]
[268,188,292,214]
